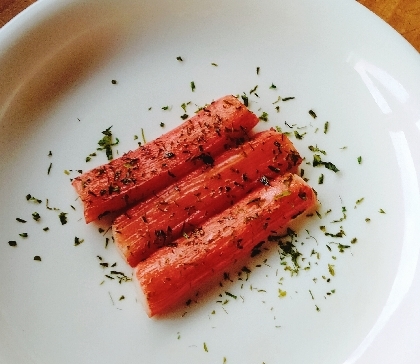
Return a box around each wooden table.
[1,0,420,52]
[359,0,420,51]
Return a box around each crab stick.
[72,95,258,223]
[135,173,317,317]
[113,129,302,266]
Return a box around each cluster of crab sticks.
[72,95,317,317]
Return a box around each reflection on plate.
[1,1,420,363]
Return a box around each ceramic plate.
[1,0,420,363]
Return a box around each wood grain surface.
[358,0,420,51]
[0,0,419,52]
[0,0,36,27]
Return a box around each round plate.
[1,0,420,363]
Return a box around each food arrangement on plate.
[72,95,317,317]
[1,0,420,363]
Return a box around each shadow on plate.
[0,2,142,147]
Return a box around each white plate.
[1,0,420,363]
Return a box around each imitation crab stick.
[113,129,302,266]
[134,173,317,317]
[72,95,259,223]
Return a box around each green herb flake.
[108,270,132,284]
[355,197,365,206]
[308,145,326,155]
[34,255,42,261]
[119,295,125,301]
[256,66,260,75]
[203,342,209,352]
[85,152,96,162]
[379,208,386,214]
[282,97,295,101]
[26,194,42,204]
[225,291,237,299]
[328,264,335,276]
[241,93,249,107]
[365,217,371,222]
[323,162,340,173]
[176,56,183,61]
[43,227,49,232]
[19,233,28,238]
[111,79,117,85]
[294,130,306,140]
[309,109,317,118]
[141,128,147,144]
[161,105,170,111]
[47,162,52,175]
[58,212,68,225]
[312,154,339,173]
[321,226,340,237]
[259,112,269,122]
[357,156,362,164]
[74,237,84,246]
[97,126,119,161]
[269,83,277,89]
[181,102,190,112]
[274,190,291,200]
[180,114,189,120]
[16,218,27,223]
[338,243,351,252]
[312,154,322,166]
[159,122,165,128]
[242,266,251,275]
[272,96,281,104]
[190,81,196,92]
[351,238,358,244]
[250,85,258,94]
[32,212,41,221]
[318,174,324,184]
[278,289,287,297]
[324,121,329,134]
[8,241,17,247]
[211,62,218,67]
[332,206,347,223]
